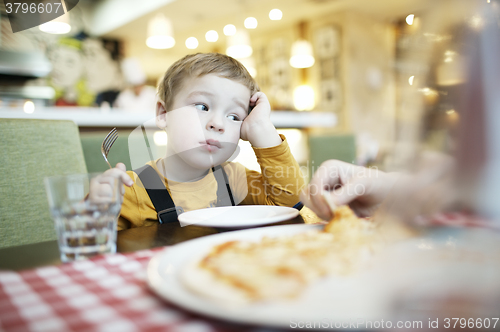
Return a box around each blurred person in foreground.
[300,152,457,224]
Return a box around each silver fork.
[101,127,118,169]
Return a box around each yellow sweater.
[118,135,305,230]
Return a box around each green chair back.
[308,134,356,179]
[79,128,167,173]
[0,119,87,249]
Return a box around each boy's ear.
[155,101,167,129]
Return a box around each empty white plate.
[178,205,299,228]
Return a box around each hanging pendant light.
[146,14,175,49]
[224,24,236,36]
[39,13,71,34]
[185,37,199,50]
[290,40,315,68]
[291,21,315,110]
[293,85,315,111]
[290,22,315,68]
[226,29,253,59]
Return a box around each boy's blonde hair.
[158,53,260,112]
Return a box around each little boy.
[92,53,304,230]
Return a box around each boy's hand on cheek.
[240,92,282,148]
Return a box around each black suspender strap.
[135,165,182,224]
[213,165,235,207]
[134,164,235,224]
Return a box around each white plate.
[177,205,299,228]
[147,224,391,328]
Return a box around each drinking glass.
[44,173,121,262]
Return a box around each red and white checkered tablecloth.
[0,248,260,332]
[416,211,498,229]
[2,214,494,332]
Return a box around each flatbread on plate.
[181,206,383,304]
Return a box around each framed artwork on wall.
[320,78,342,113]
[268,38,293,110]
[315,25,340,58]
[314,25,342,113]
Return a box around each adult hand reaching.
[300,160,399,220]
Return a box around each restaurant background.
[0,0,442,177]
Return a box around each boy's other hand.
[240,92,282,148]
[89,163,133,204]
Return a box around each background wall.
[250,9,397,166]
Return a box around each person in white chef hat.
[114,57,157,113]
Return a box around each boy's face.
[158,74,250,170]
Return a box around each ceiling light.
[185,37,198,49]
[290,40,315,68]
[147,35,175,49]
[226,30,253,59]
[39,14,71,34]
[146,14,175,49]
[409,76,415,85]
[469,15,484,30]
[269,9,282,20]
[244,17,258,29]
[290,22,315,69]
[406,14,414,26]
[205,30,218,42]
[223,24,236,36]
[293,85,315,111]
[437,53,465,86]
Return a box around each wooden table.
[0,207,323,271]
